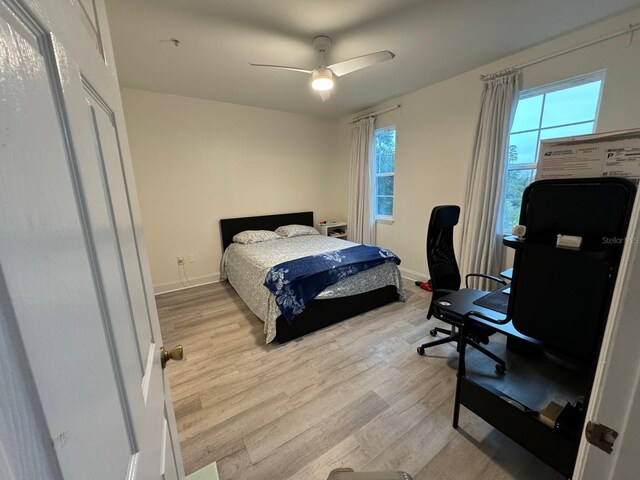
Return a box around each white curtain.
[348,117,376,245]
[460,70,520,289]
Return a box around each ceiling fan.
[250,36,395,102]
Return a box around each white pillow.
[275,224,321,238]
[232,230,281,244]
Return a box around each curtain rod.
[351,104,401,123]
[482,22,640,80]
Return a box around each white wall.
[121,89,341,293]
[124,9,640,292]
[335,8,640,282]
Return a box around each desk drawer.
[460,377,579,477]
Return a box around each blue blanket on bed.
[263,244,401,323]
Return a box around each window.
[374,126,396,219]
[503,71,605,232]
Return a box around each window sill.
[376,217,394,225]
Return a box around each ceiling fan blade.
[249,63,312,74]
[319,90,331,102]
[328,50,395,77]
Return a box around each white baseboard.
[154,272,220,295]
[399,266,429,283]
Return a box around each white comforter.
[220,235,405,343]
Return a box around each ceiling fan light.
[312,77,334,91]
[311,68,334,91]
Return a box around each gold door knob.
[161,344,184,369]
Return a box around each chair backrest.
[426,205,462,292]
[509,178,636,361]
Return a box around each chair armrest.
[465,273,507,289]
[463,310,510,325]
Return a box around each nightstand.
[317,222,348,239]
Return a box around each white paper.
[602,146,640,180]
[537,145,603,180]
[535,130,640,183]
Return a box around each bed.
[219,211,405,343]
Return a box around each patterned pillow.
[232,230,281,244]
[275,224,321,238]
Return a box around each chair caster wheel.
[495,364,506,375]
[417,347,425,356]
[429,328,437,337]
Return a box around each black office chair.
[417,205,506,371]
[506,178,636,362]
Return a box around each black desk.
[434,288,580,477]
[432,288,540,345]
[500,267,513,280]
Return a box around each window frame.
[503,71,606,232]
[374,125,396,221]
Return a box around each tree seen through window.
[502,73,604,232]
[375,126,396,218]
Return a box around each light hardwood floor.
[157,282,568,480]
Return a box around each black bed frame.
[219,211,400,343]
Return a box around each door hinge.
[585,421,619,454]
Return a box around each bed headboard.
[219,211,314,251]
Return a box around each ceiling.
[105,0,639,119]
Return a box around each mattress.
[220,235,405,343]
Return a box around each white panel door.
[0,0,184,478]
[574,196,640,478]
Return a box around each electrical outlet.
[177,256,184,265]
[188,255,195,263]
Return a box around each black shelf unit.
[453,312,588,478]
[452,178,637,478]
